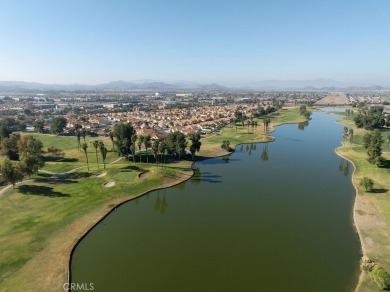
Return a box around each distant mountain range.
[0,79,388,92]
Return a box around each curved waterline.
[72,111,360,291]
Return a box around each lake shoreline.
[334,144,365,292]
[66,128,284,289]
[66,113,312,290]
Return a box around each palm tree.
[138,135,144,162]
[81,128,87,143]
[264,119,271,135]
[343,127,349,141]
[82,143,89,171]
[189,133,202,161]
[92,140,100,170]
[144,134,152,163]
[158,140,166,168]
[387,135,390,153]
[152,140,160,166]
[108,132,114,150]
[131,133,137,163]
[74,124,82,147]
[99,142,108,170]
[348,128,354,144]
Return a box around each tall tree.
[348,128,354,144]
[82,143,89,171]
[0,159,23,188]
[158,140,166,167]
[50,117,67,135]
[362,130,384,166]
[189,132,202,161]
[152,140,160,165]
[166,131,187,160]
[343,127,349,141]
[112,123,135,161]
[359,177,374,192]
[33,120,45,133]
[81,128,87,143]
[99,142,108,170]
[0,124,11,139]
[18,136,45,177]
[138,135,144,162]
[130,133,137,163]
[109,131,114,150]
[74,124,82,149]
[144,135,152,163]
[0,133,20,160]
[387,134,390,153]
[92,140,100,170]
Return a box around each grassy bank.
[199,107,306,157]
[0,107,307,291]
[334,113,390,291]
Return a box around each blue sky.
[0,0,389,85]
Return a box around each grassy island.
[0,107,306,291]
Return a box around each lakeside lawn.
[199,107,306,157]
[0,107,308,291]
[0,160,193,291]
[336,114,390,291]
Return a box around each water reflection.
[298,121,309,130]
[153,192,168,215]
[338,159,350,176]
[344,161,350,176]
[261,144,269,161]
[221,155,230,163]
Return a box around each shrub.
[371,266,390,290]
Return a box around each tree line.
[0,135,45,187]
[353,106,389,130]
[79,123,203,171]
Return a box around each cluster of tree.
[47,146,65,158]
[33,120,45,133]
[0,159,24,187]
[299,105,312,119]
[362,129,385,166]
[50,117,68,135]
[221,140,232,151]
[81,140,108,171]
[0,117,27,139]
[0,135,45,186]
[360,258,390,290]
[253,105,277,118]
[353,106,387,130]
[103,123,202,169]
[342,127,354,144]
[263,118,271,134]
[359,177,374,192]
[345,109,354,118]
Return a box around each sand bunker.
[96,172,107,178]
[138,171,150,179]
[103,181,115,187]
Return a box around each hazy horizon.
[1,1,389,85]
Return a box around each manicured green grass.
[267,107,306,124]
[335,115,390,291]
[199,107,306,157]
[0,160,192,291]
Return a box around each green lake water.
[70,111,361,292]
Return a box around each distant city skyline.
[1,0,389,85]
